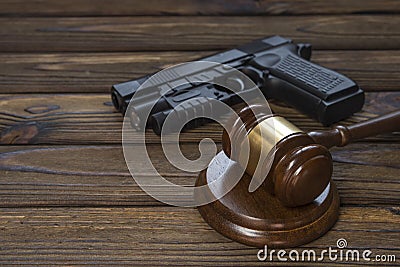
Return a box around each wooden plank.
[0,143,398,207]
[0,51,209,93]
[0,207,398,265]
[1,0,399,16]
[0,50,398,93]
[0,92,399,145]
[0,16,399,52]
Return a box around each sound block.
[196,151,340,248]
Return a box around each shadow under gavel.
[196,106,400,248]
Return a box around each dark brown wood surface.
[0,0,399,265]
[0,16,399,52]
[0,51,399,93]
[1,0,399,16]
[0,207,398,266]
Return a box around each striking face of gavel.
[222,105,400,207]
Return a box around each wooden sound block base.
[196,152,340,248]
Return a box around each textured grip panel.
[274,54,345,100]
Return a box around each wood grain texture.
[0,143,398,208]
[0,1,399,262]
[0,207,398,265]
[1,0,399,16]
[0,16,399,52]
[0,50,399,93]
[1,92,399,145]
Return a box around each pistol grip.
[250,50,364,125]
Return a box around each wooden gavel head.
[222,105,400,207]
[222,105,332,207]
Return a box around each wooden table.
[0,1,399,265]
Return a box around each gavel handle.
[308,110,400,148]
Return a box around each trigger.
[298,43,312,60]
[239,67,262,84]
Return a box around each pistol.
[111,36,364,135]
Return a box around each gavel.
[222,105,400,207]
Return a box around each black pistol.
[111,36,364,135]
